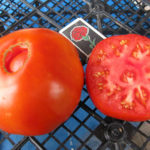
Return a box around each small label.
[59,18,106,63]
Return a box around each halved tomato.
[86,34,150,121]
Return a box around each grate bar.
[20,0,62,29]
[79,102,107,126]
[97,141,111,150]
[0,9,36,36]
[29,136,46,150]
[124,138,141,150]
[11,136,29,150]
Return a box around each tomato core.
[4,44,29,73]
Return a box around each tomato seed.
[111,45,115,49]
[120,40,128,45]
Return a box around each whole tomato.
[0,28,84,135]
[86,34,150,121]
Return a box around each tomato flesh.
[0,28,84,135]
[86,34,150,121]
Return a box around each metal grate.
[0,0,150,150]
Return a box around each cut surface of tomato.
[86,34,150,121]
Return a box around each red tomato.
[86,34,150,121]
[0,28,84,135]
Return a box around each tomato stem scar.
[3,42,31,73]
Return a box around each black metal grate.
[0,0,150,150]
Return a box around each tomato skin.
[0,28,84,135]
[86,34,150,121]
